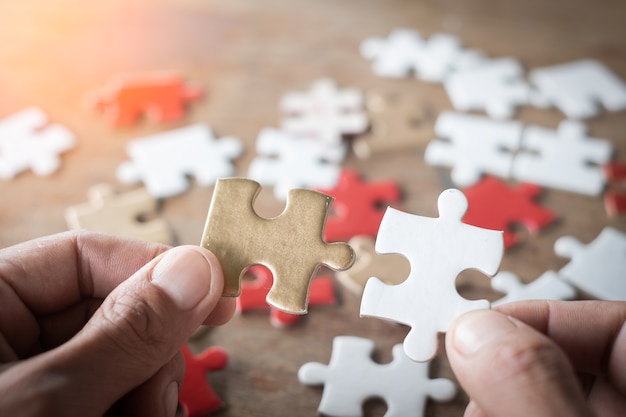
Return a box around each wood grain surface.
[1,1,625,416]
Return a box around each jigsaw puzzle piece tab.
[201,178,354,314]
[361,189,503,362]
[247,127,345,200]
[280,79,368,144]
[462,176,556,249]
[360,29,425,78]
[298,336,456,417]
[86,73,202,126]
[65,184,171,244]
[0,107,75,179]
[555,227,626,301]
[413,33,485,82]
[444,57,530,119]
[424,111,522,187]
[491,270,576,306]
[529,59,626,119]
[512,120,613,196]
[179,344,228,417]
[336,236,410,295]
[315,170,402,242]
[117,124,243,198]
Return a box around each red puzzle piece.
[87,73,202,126]
[462,176,557,249]
[315,169,402,242]
[236,265,336,327]
[179,344,228,417]
[604,162,626,216]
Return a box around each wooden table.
[1,1,625,416]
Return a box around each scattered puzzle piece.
[462,176,556,249]
[359,29,424,78]
[179,344,228,417]
[86,73,202,126]
[352,91,432,159]
[117,124,243,198]
[555,227,626,301]
[280,79,368,145]
[491,270,576,306]
[360,189,503,362]
[64,183,171,244]
[512,120,613,196]
[247,127,345,200]
[336,236,410,295]
[315,170,402,242]
[0,107,75,179]
[424,111,522,187]
[603,162,626,217]
[444,57,529,119]
[529,59,626,119]
[237,265,336,327]
[200,178,354,314]
[298,336,456,417]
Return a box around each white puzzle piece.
[247,127,345,200]
[444,57,529,119]
[298,336,456,417]
[424,111,522,187]
[116,124,243,198]
[491,270,577,307]
[280,79,368,145]
[360,189,504,362]
[511,120,613,196]
[0,107,75,179]
[360,29,425,78]
[555,227,626,301]
[529,59,626,119]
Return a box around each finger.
[495,300,626,394]
[203,297,236,326]
[464,401,487,417]
[0,245,228,416]
[446,309,594,417]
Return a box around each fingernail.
[152,247,213,310]
[164,381,179,417]
[452,310,517,356]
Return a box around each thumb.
[445,309,594,417]
[54,246,225,415]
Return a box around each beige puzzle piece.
[352,91,433,159]
[336,236,410,294]
[65,184,171,244]
[200,178,354,314]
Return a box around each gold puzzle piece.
[65,184,171,244]
[352,91,434,159]
[336,236,410,295]
[200,178,354,314]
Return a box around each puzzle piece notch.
[424,111,522,187]
[117,124,243,198]
[65,184,171,244]
[444,57,530,119]
[352,91,432,159]
[179,344,228,417]
[603,162,626,217]
[529,59,626,119]
[359,29,425,78]
[462,176,557,249]
[280,79,368,145]
[236,265,336,327]
[86,73,203,126]
[512,119,613,196]
[315,169,402,242]
[201,178,354,314]
[0,107,75,179]
[554,227,626,301]
[247,127,345,200]
[491,270,576,306]
[413,33,486,82]
[361,189,504,362]
[336,236,411,295]
[298,336,456,417]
